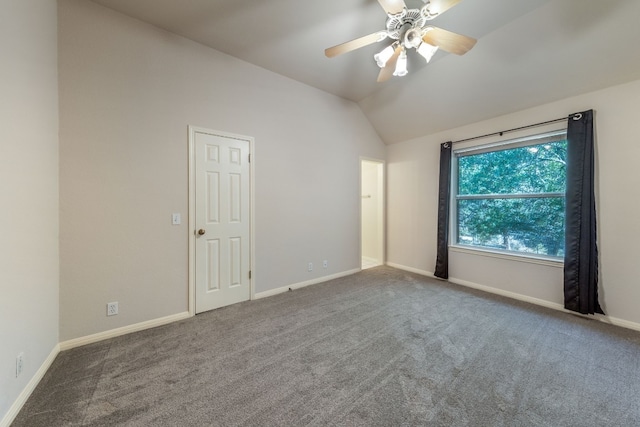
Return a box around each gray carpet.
[12,266,640,426]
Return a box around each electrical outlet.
[107,302,119,316]
[16,353,24,378]
[323,260,328,268]
[308,262,313,272]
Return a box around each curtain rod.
[451,117,568,144]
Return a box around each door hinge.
[248,154,251,163]
[249,270,252,279]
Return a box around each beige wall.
[0,0,59,422]
[58,0,386,341]
[387,78,640,328]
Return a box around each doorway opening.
[361,159,385,270]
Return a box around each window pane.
[457,197,565,257]
[458,141,567,195]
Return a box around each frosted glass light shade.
[417,42,438,63]
[393,50,408,76]
[374,44,395,68]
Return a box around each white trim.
[0,344,60,427]
[188,127,196,316]
[448,276,566,311]
[254,269,360,300]
[385,262,437,279]
[249,135,256,301]
[188,126,255,315]
[59,311,190,351]
[597,314,640,332]
[449,245,563,268]
[448,276,640,333]
[387,262,640,333]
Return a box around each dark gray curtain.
[434,142,452,279]
[564,110,604,315]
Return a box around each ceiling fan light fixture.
[404,28,423,49]
[421,3,438,20]
[417,42,438,62]
[325,0,475,82]
[393,49,408,77]
[374,43,396,68]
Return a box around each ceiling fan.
[325,0,477,82]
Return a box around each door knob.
[198,229,206,236]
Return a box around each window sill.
[449,245,564,268]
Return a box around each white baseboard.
[387,262,640,333]
[448,275,566,311]
[0,344,60,427]
[254,269,361,300]
[449,276,640,332]
[591,312,640,332]
[2,311,191,425]
[385,262,437,279]
[59,311,191,351]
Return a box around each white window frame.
[450,129,567,266]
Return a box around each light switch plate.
[172,213,181,225]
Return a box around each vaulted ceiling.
[89,0,640,144]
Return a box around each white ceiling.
[89,0,640,144]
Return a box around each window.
[453,131,567,258]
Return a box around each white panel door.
[195,131,250,313]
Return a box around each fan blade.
[422,27,476,55]
[378,0,406,15]
[425,0,461,17]
[377,45,403,83]
[325,32,387,58]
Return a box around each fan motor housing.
[386,8,427,40]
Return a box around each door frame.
[360,157,386,268]
[188,126,256,316]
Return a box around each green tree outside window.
[456,138,567,257]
